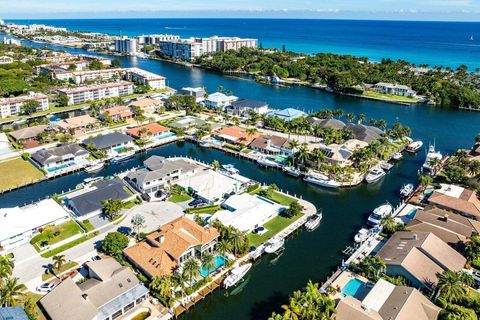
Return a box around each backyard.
[247,213,303,247]
[362,90,418,103]
[0,157,44,192]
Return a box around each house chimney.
[443,213,449,222]
[158,235,165,243]
[82,294,88,300]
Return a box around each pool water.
[156,132,176,140]
[342,278,368,298]
[406,209,418,219]
[200,255,226,278]
[47,163,73,173]
[114,147,126,153]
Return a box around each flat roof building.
[0,92,49,119]
[57,81,134,106]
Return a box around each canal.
[1,39,480,319]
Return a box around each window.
[111,310,123,320]
[136,296,146,304]
[124,302,134,312]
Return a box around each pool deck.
[329,270,369,300]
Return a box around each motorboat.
[367,203,393,226]
[305,212,322,231]
[406,141,423,153]
[199,140,211,148]
[223,263,252,288]
[354,228,371,243]
[392,152,403,160]
[111,151,135,163]
[380,162,394,171]
[282,166,302,177]
[422,144,443,171]
[365,167,386,184]
[257,157,279,168]
[400,183,415,197]
[303,172,341,189]
[264,237,285,254]
[84,176,103,184]
[85,162,104,173]
[222,164,239,175]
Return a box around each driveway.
[124,201,184,234]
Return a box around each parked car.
[37,282,55,293]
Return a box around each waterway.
[1,39,480,320]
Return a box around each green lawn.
[79,219,96,232]
[41,232,98,258]
[0,158,44,192]
[247,214,303,247]
[31,221,83,249]
[42,261,78,281]
[169,194,192,203]
[185,205,221,215]
[362,90,418,103]
[267,191,297,206]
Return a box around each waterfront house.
[213,126,261,146]
[0,199,70,250]
[129,98,164,114]
[126,123,170,140]
[9,124,49,148]
[427,184,480,220]
[211,193,286,233]
[124,216,219,278]
[39,258,149,320]
[308,117,346,130]
[335,279,440,320]
[125,156,199,197]
[102,105,134,122]
[56,114,99,133]
[266,108,306,122]
[376,231,466,290]
[66,178,132,220]
[374,82,417,97]
[180,87,206,102]
[0,92,48,119]
[407,207,480,250]
[318,144,353,167]
[227,99,269,116]
[0,307,29,320]
[204,92,238,110]
[343,123,383,144]
[82,132,134,153]
[31,144,90,171]
[250,134,292,156]
[169,116,206,131]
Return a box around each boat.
[305,212,322,231]
[264,237,285,254]
[367,203,393,226]
[85,162,104,173]
[406,141,423,153]
[282,166,302,177]
[223,263,252,289]
[400,183,415,197]
[111,151,135,163]
[354,228,370,243]
[365,167,386,184]
[84,176,103,184]
[80,106,90,111]
[222,164,239,175]
[303,172,341,189]
[422,144,443,171]
[380,162,393,171]
[199,140,211,148]
[257,157,279,168]
[392,152,403,160]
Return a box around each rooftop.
[57,114,98,130]
[126,123,169,139]
[267,108,306,121]
[82,132,134,150]
[9,125,48,140]
[31,144,89,166]
[231,99,268,110]
[214,126,261,145]
[428,184,480,219]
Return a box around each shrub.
[101,232,129,257]
[247,183,260,193]
[21,152,30,160]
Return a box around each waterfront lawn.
[169,194,192,203]
[247,213,303,247]
[362,91,418,103]
[31,220,83,249]
[268,191,297,206]
[42,261,78,281]
[0,158,44,192]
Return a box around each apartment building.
[125,67,166,89]
[136,34,180,44]
[114,37,138,55]
[57,81,134,106]
[0,92,49,119]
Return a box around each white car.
[37,282,55,293]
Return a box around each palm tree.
[381,214,397,235]
[0,277,25,307]
[211,160,220,171]
[52,254,66,275]
[289,140,299,167]
[101,199,124,220]
[182,258,201,286]
[311,149,325,171]
[297,143,309,168]
[246,127,258,138]
[0,256,14,280]
[418,174,433,187]
[347,113,355,123]
[201,252,216,277]
[150,275,173,305]
[435,270,467,303]
[230,229,245,256]
[357,114,366,124]
[216,239,232,261]
[468,160,480,177]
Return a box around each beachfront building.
[227,99,269,116]
[427,184,480,220]
[158,39,203,61]
[335,279,440,320]
[211,193,285,233]
[0,92,49,119]
[82,132,134,153]
[125,156,198,197]
[125,68,166,90]
[114,36,138,55]
[376,231,466,290]
[374,82,417,97]
[204,92,238,110]
[126,123,170,140]
[266,108,306,122]
[250,134,293,156]
[0,199,70,250]
[213,126,261,146]
[0,56,14,64]
[57,81,134,106]
[180,87,206,102]
[56,114,99,133]
[39,258,149,320]
[124,216,219,278]
[129,98,164,114]
[31,144,90,171]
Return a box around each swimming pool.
[47,163,73,173]
[406,209,418,219]
[114,147,126,153]
[156,132,176,140]
[200,255,226,278]
[342,278,368,298]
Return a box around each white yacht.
[400,183,415,197]
[392,152,403,160]
[367,203,393,226]
[365,167,386,183]
[84,176,103,184]
[85,162,104,173]
[222,164,239,175]
[406,141,423,153]
[422,144,443,171]
[354,228,371,243]
[380,162,393,171]
[257,157,279,168]
[111,151,135,163]
[303,172,341,188]
[305,212,322,231]
[223,263,253,289]
[264,237,285,254]
[282,166,302,177]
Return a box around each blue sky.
[1,0,480,20]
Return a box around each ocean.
[6,18,480,70]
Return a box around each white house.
[31,144,90,171]
[204,92,238,110]
[374,82,417,97]
[227,99,269,116]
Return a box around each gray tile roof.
[344,123,383,143]
[231,99,268,110]
[31,144,89,166]
[83,132,133,150]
